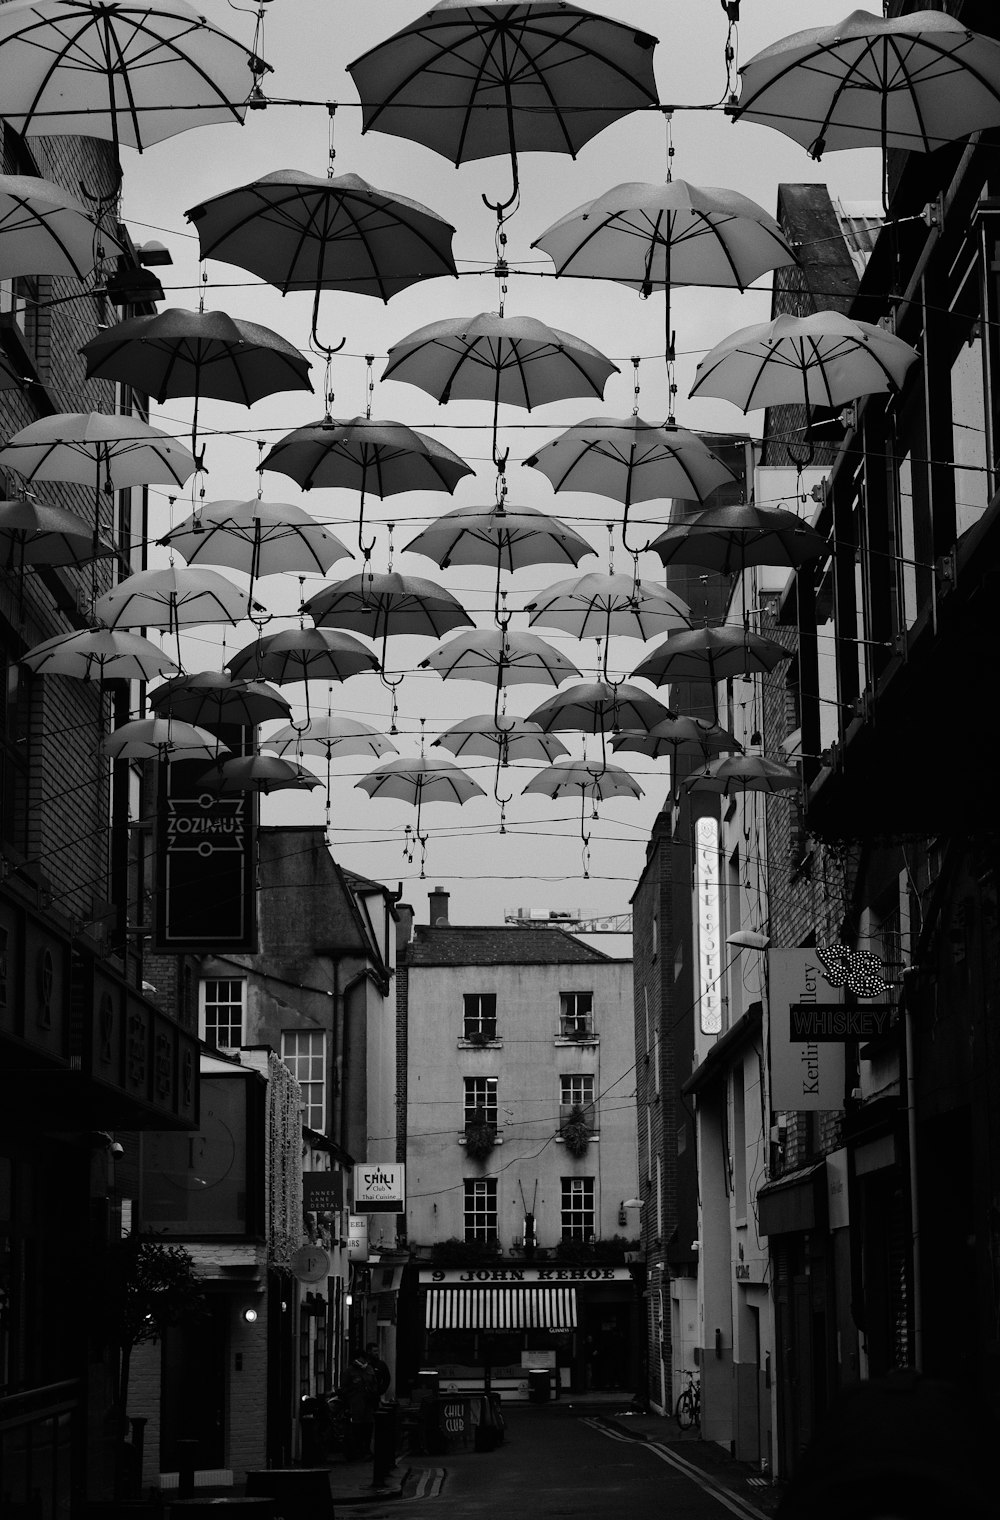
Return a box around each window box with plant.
[463,1105,497,1159]
[559,1102,594,1157]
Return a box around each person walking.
[366,1341,391,1401]
[339,1350,378,1460]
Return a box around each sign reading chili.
[353,1161,405,1213]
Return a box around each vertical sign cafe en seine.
[695,814,722,1034]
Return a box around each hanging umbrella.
[526,571,691,644]
[686,754,800,795]
[0,173,123,279]
[186,169,458,345]
[305,571,474,668]
[649,502,826,574]
[434,714,568,765]
[533,178,797,375]
[690,312,919,414]
[612,715,741,762]
[263,716,397,762]
[226,627,379,688]
[357,752,485,816]
[20,627,180,682]
[262,415,473,554]
[631,627,792,687]
[101,716,228,762]
[94,565,255,632]
[158,498,352,597]
[79,308,312,467]
[148,671,291,728]
[527,680,674,735]
[403,501,595,619]
[523,414,737,550]
[0,412,196,553]
[420,626,580,726]
[198,755,322,794]
[382,311,618,466]
[730,9,1000,161]
[523,757,644,802]
[0,497,113,569]
[0,0,268,154]
[346,0,658,211]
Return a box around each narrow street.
[361,1405,773,1520]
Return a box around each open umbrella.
[186,169,458,347]
[93,566,257,664]
[523,414,737,550]
[305,571,474,669]
[533,178,797,375]
[382,311,618,467]
[649,502,826,575]
[226,626,379,696]
[346,0,658,212]
[403,501,595,620]
[0,173,123,279]
[420,626,580,726]
[356,752,485,874]
[612,715,741,762]
[522,755,644,876]
[631,627,792,687]
[690,312,919,415]
[20,627,180,683]
[730,9,1000,161]
[262,415,472,555]
[527,680,674,736]
[198,755,322,794]
[686,754,800,795]
[148,671,291,728]
[158,498,351,600]
[79,308,312,468]
[263,716,397,762]
[526,570,690,677]
[101,716,228,762]
[0,498,113,569]
[0,0,267,155]
[0,411,195,557]
[434,714,568,766]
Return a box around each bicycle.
[675,1368,701,1430]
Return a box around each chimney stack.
[428,885,450,927]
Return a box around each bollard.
[371,1405,397,1487]
[176,1438,198,1500]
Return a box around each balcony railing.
[0,1379,83,1520]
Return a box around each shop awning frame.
[425,1285,577,1331]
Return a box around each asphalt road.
[360,1405,769,1520]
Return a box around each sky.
[114,1,882,927]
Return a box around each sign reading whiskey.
[153,753,257,953]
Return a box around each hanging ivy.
[464,1105,496,1160]
[560,1103,592,1157]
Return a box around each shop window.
[560,1176,595,1240]
[463,1177,497,1243]
[199,977,245,1050]
[560,991,593,1038]
[281,1029,326,1131]
[464,1075,497,1128]
[463,992,496,1040]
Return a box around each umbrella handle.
[482,155,520,218]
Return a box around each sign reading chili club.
[353,1161,405,1213]
[153,754,257,953]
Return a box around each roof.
[404,925,614,967]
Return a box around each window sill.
[555,1133,599,1144]
[458,1038,502,1049]
[458,1133,503,1147]
[555,1034,599,1046]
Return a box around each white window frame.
[464,1177,498,1243]
[560,990,593,1036]
[560,1176,595,1240]
[463,992,497,1040]
[464,1075,498,1128]
[560,1073,595,1111]
[281,1029,327,1132]
[199,977,245,1050]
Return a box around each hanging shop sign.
[789,1004,893,1041]
[291,1244,331,1283]
[304,1171,344,1213]
[768,949,845,1110]
[353,1161,405,1213]
[421,1266,633,1283]
[153,753,257,954]
[348,1214,369,1259]
[694,813,722,1034]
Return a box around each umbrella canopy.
[523,757,644,802]
[526,571,691,643]
[420,628,581,686]
[159,499,352,584]
[93,566,255,635]
[434,714,568,765]
[263,716,397,761]
[649,502,826,574]
[305,572,474,647]
[226,627,379,686]
[198,755,322,794]
[0,0,266,152]
[402,502,595,574]
[686,753,800,795]
[632,627,792,686]
[0,173,124,279]
[20,627,180,682]
[0,411,195,492]
[612,715,741,761]
[101,716,228,762]
[186,169,458,303]
[523,414,737,548]
[0,498,113,568]
[148,671,291,727]
[346,0,658,208]
[382,311,618,465]
[731,9,1000,160]
[690,312,919,413]
[527,679,674,734]
[263,416,473,495]
[356,753,485,807]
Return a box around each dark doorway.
[161,1298,227,1471]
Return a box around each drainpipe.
[902,973,922,1371]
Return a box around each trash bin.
[528,1368,550,1404]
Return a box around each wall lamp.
[726,930,771,952]
[619,1198,644,1227]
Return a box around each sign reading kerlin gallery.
[768,949,845,1110]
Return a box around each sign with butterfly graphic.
[768,949,846,1110]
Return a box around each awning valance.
[425,1286,577,1331]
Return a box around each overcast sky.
[117,1,881,927]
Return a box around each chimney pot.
[428,885,450,927]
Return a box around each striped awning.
[425,1286,577,1331]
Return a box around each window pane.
[463,993,497,1039]
[281,1030,327,1132]
[560,992,593,1035]
[464,1076,498,1126]
[560,1177,595,1240]
[202,978,244,1049]
[464,1177,497,1242]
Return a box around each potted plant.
[464,1105,496,1159]
[560,1103,593,1157]
[466,1029,490,1047]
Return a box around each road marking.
[585,1418,769,1520]
[406,1467,446,1499]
